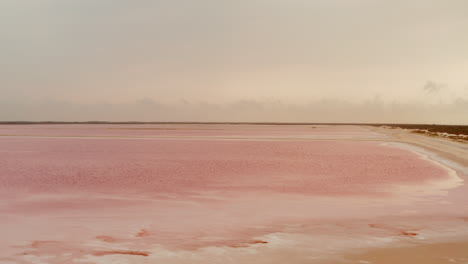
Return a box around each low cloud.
[1,98,467,125]
[422,81,445,94]
[136,97,158,105]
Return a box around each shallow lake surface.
[0,125,467,263]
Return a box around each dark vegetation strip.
[377,124,468,136]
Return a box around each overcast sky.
[1,0,467,123]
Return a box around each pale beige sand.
[339,241,468,264]
[369,126,468,168]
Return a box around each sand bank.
[340,241,468,264]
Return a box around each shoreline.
[327,126,468,264]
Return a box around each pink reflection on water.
[0,125,466,264]
[0,138,448,196]
[0,124,386,138]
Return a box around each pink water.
[0,124,386,138]
[0,125,466,264]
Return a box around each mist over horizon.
[1,96,467,124]
[1,0,467,124]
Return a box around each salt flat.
[0,125,467,264]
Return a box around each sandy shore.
[369,126,468,169]
[335,127,468,264]
[340,241,468,264]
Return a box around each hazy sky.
[1,0,467,122]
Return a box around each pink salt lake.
[0,125,467,264]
